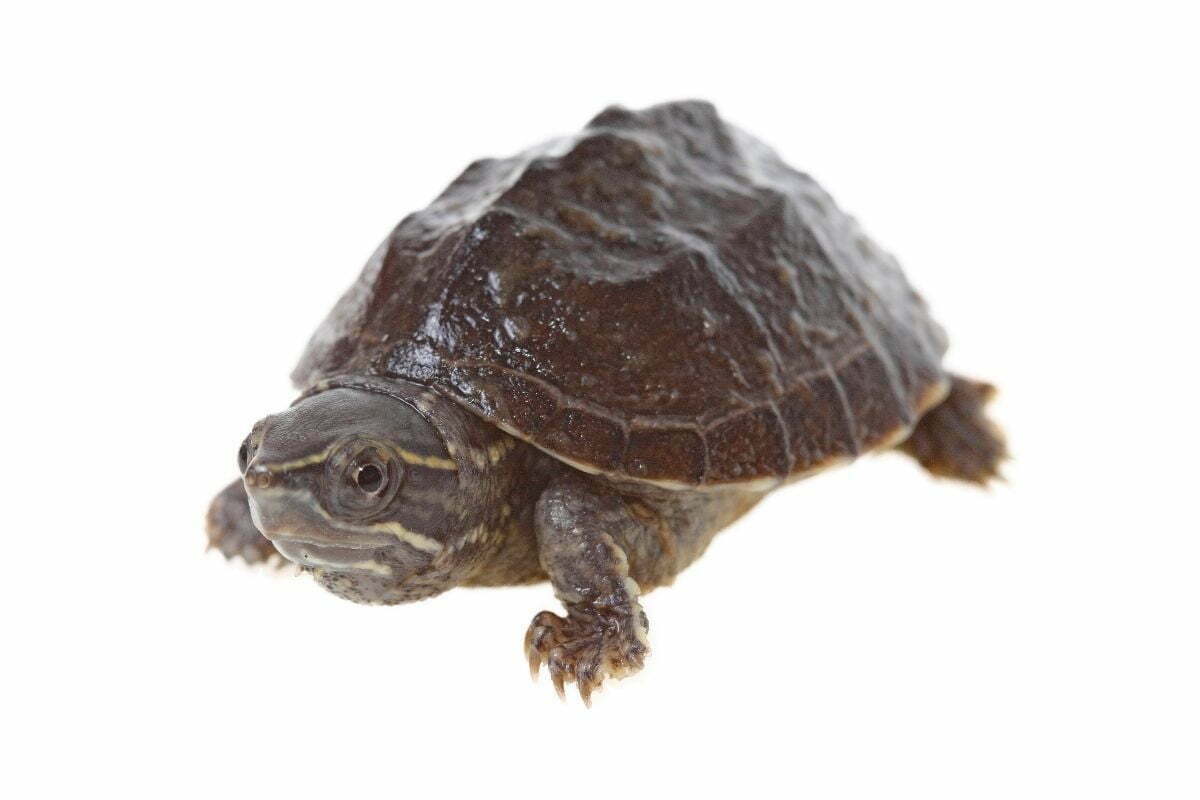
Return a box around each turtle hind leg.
[899,375,1007,485]
[206,478,282,565]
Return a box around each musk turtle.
[208,100,1005,703]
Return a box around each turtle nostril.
[245,465,273,490]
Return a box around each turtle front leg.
[525,474,651,705]
[206,478,280,565]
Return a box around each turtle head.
[239,381,498,604]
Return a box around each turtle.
[207,100,1006,703]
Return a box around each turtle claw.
[523,607,649,705]
[577,681,594,708]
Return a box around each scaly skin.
[523,472,765,703]
[526,474,651,705]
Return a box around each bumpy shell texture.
[293,101,948,487]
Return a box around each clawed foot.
[524,606,649,705]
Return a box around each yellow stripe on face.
[260,444,457,474]
[364,520,444,554]
[300,553,394,576]
[260,446,338,473]
[308,500,443,554]
[395,448,458,471]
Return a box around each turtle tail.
[899,375,1007,485]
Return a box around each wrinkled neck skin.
[246,375,553,605]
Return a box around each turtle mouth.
[246,484,396,551]
[272,537,391,575]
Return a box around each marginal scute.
[623,427,706,484]
[705,407,792,482]
[539,408,625,473]
[465,369,559,436]
[835,346,914,442]
[777,372,860,466]
[295,100,949,486]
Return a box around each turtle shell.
[293,101,949,487]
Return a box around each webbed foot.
[525,605,649,705]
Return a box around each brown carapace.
[208,100,1006,704]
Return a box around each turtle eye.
[237,435,252,473]
[354,462,386,494]
[325,441,403,519]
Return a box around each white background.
[3,2,1197,798]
